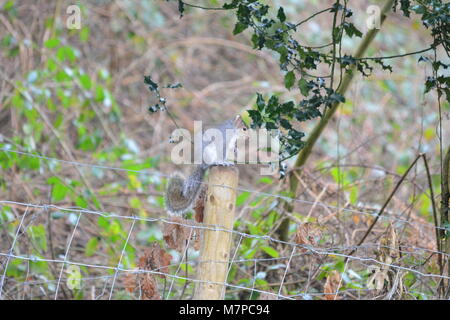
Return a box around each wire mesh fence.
[0,148,448,300]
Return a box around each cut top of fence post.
[194,166,239,300]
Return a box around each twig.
[422,154,443,279]
[347,153,422,258]
[276,0,397,241]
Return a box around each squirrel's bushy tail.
[164,165,207,215]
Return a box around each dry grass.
[0,0,448,300]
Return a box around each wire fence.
[0,147,448,300]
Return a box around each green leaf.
[75,196,88,208]
[298,78,310,96]
[280,118,292,129]
[6,259,25,278]
[223,0,239,9]
[95,85,105,101]
[52,183,68,202]
[3,1,15,11]
[443,222,450,239]
[349,186,358,205]
[248,224,259,235]
[44,38,60,49]
[256,93,265,111]
[56,46,76,63]
[165,82,182,89]
[411,4,425,14]
[144,76,158,92]
[236,191,250,206]
[98,216,110,230]
[28,225,47,251]
[251,33,265,49]
[178,0,184,17]
[47,176,69,202]
[284,71,295,90]
[258,177,273,184]
[109,220,121,235]
[261,246,279,258]
[80,26,90,42]
[130,198,143,210]
[85,237,99,257]
[233,22,248,35]
[79,74,92,90]
[342,22,362,38]
[399,0,411,17]
[247,109,262,126]
[47,58,57,72]
[277,7,286,22]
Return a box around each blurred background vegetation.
[0,0,449,300]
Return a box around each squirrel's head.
[233,115,250,138]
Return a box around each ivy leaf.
[284,70,295,90]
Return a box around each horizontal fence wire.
[0,148,448,300]
[0,147,446,232]
[1,200,448,258]
[0,200,449,299]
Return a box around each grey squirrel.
[165,115,248,215]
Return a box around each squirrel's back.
[164,116,247,215]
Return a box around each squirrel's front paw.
[216,161,235,167]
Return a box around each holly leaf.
[144,76,158,92]
[277,7,286,23]
[233,22,248,35]
[284,71,295,90]
[256,92,265,111]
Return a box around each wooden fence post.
[194,166,238,300]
